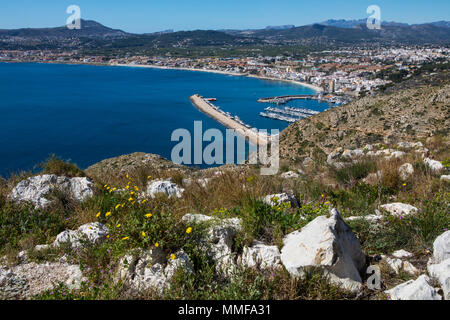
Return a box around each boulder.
[241,241,281,270]
[385,275,441,300]
[430,231,450,265]
[427,259,450,300]
[424,158,444,173]
[262,193,299,208]
[145,179,185,198]
[341,149,364,161]
[53,222,109,248]
[182,214,242,275]
[380,203,418,217]
[385,257,418,276]
[385,151,406,160]
[280,208,366,292]
[118,248,193,295]
[441,175,450,183]
[8,175,94,208]
[398,163,414,181]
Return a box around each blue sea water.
[0,62,330,177]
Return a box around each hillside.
[279,73,450,164]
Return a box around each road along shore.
[189,94,269,146]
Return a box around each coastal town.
[1,46,448,104]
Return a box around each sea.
[0,62,331,177]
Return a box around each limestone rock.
[53,222,109,248]
[424,158,444,173]
[280,171,299,179]
[427,258,450,300]
[262,193,299,208]
[182,214,242,275]
[8,175,94,208]
[392,249,413,259]
[280,208,366,292]
[118,248,193,295]
[380,203,418,217]
[145,179,185,198]
[0,267,29,300]
[430,231,450,265]
[398,163,414,181]
[385,275,441,300]
[241,241,281,270]
[441,175,450,183]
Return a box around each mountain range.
[1,18,449,50]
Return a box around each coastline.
[111,63,324,93]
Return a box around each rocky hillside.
[279,76,450,165]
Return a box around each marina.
[189,94,269,146]
[259,106,322,123]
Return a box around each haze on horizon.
[1,0,449,33]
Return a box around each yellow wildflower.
[142,199,147,204]
[126,174,129,179]
[141,231,146,237]
[115,204,122,210]
[186,227,193,234]
[145,213,153,218]
[134,186,139,191]
[147,175,152,179]
[116,224,121,228]
[125,185,130,190]
[122,236,129,241]
[155,242,159,247]
[170,254,176,260]
[128,197,134,202]
[103,184,108,188]
[106,235,110,239]
[105,212,112,217]
[96,212,101,218]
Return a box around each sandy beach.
[189,94,269,146]
[112,63,323,93]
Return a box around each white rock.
[393,250,413,259]
[385,275,442,300]
[8,175,94,208]
[241,241,281,270]
[402,261,419,276]
[182,214,242,275]
[281,171,299,179]
[280,208,366,292]
[145,180,185,198]
[424,158,444,173]
[441,175,450,183]
[397,142,423,149]
[380,203,418,217]
[262,193,299,208]
[4,262,85,298]
[0,267,29,299]
[118,248,193,295]
[430,231,450,265]
[427,258,450,300]
[53,222,109,248]
[341,149,364,160]
[345,214,383,223]
[303,157,314,167]
[386,257,403,274]
[398,163,414,181]
[385,151,406,160]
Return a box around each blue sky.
[1,0,449,33]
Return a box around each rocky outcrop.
[392,249,413,259]
[53,222,109,249]
[380,203,418,217]
[240,241,281,270]
[384,257,419,276]
[118,248,193,296]
[280,208,366,292]
[385,275,441,300]
[182,214,242,275]
[280,171,299,179]
[145,179,185,199]
[0,267,29,299]
[8,175,94,208]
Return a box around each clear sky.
[1,0,449,33]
